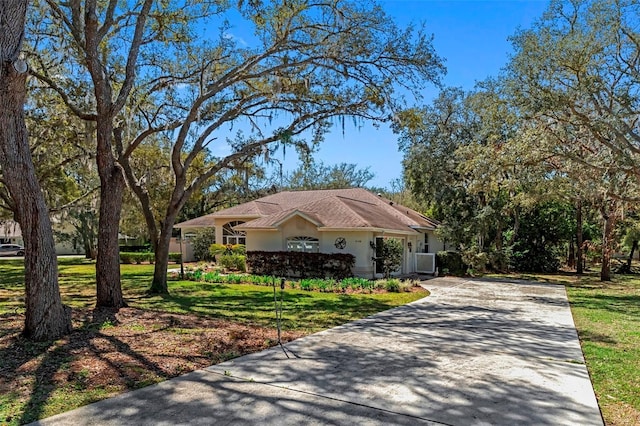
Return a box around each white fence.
[415,253,436,274]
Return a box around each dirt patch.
[0,308,305,424]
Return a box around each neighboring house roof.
[176,188,438,233]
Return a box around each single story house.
[175,188,443,277]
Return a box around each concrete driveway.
[35,277,603,425]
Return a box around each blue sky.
[279,0,551,188]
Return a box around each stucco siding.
[319,231,373,270]
[279,216,319,241]
[246,230,281,251]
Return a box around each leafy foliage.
[436,251,466,276]
[218,254,247,272]
[285,160,374,190]
[509,202,574,272]
[191,229,216,262]
[247,251,355,280]
[379,238,403,278]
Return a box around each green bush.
[461,247,488,275]
[210,243,246,259]
[209,243,228,257]
[224,274,244,284]
[230,244,246,255]
[203,271,222,283]
[191,228,216,261]
[384,279,401,292]
[169,252,182,263]
[219,254,246,272]
[436,251,466,275]
[120,252,154,264]
[379,239,403,278]
[246,251,355,279]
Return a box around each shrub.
[436,251,466,276]
[384,279,401,292]
[246,251,355,279]
[120,252,154,264]
[379,239,403,278]
[186,269,203,281]
[230,244,246,255]
[224,274,244,284]
[209,243,228,258]
[191,228,216,261]
[219,254,246,272]
[203,271,222,283]
[169,252,182,263]
[461,247,488,275]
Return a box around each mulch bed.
[0,308,305,423]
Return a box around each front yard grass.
[0,258,427,425]
[488,271,640,426]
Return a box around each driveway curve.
[35,277,603,425]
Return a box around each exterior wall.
[169,237,194,263]
[416,230,445,254]
[246,230,281,252]
[279,216,319,242]
[319,231,374,278]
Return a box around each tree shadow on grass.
[570,294,640,319]
[0,308,169,425]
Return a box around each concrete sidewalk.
[34,277,603,425]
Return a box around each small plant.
[384,279,401,292]
[203,271,221,283]
[225,274,243,285]
[219,254,246,272]
[299,279,314,291]
[100,319,115,329]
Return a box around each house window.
[424,232,429,253]
[287,236,319,253]
[223,221,246,245]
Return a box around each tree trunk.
[568,239,575,269]
[95,121,126,308]
[150,221,175,294]
[0,0,71,340]
[626,240,638,271]
[576,199,583,275]
[148,187,185,293]
[600,202,615,282]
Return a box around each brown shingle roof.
[201,188,439,233]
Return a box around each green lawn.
[0,258,425,332]
[488,271,640,425]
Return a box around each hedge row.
[120,252,182,264]
[246,251,355,280]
